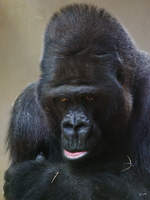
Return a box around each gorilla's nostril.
[75,123,87,130]
[62,121,75,136]
[75,122,87,129]
[63,121,73,129]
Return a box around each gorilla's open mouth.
[64,149,88,160]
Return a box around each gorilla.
[3,4,150,200]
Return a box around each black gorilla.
[4,4,150,200]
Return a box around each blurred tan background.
[0,0,150,199]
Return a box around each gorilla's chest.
[46,166,149,200]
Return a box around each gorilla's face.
[39,54,133,161]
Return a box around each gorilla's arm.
[4,84,62,200]
[4,157,144,200]
[7,83,61,163]
[130,51,150,175]
[4,158,54,200]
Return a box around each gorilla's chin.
[63,149,88,160]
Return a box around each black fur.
[4,4,150,200]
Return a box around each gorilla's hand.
[3,154,55,200]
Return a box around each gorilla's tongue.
[64,150,87,159]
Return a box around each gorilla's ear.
[131,52,150,175]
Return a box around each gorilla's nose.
[62,112,91,138]
[62,120,90,136]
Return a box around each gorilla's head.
[38,4,135,162]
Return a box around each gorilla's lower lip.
[64,149,88,159]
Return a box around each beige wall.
[0,0,150,199]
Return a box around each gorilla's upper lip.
[64,149,88,159]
